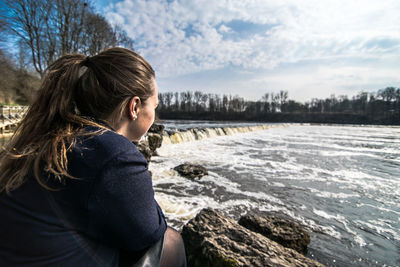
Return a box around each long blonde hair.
[0,47,155,193]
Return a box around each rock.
[238,214,310,255]
[181,208,324,267]
[135,141,153,162]
[135,124,165,162]
[148,123,165,134]
[147,133,163,152]
[173,163,208,179]
[165,129,176,136]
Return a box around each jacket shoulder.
[71,129,146,170]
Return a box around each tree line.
[157,88,400,125]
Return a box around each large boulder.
[147,133,163,152]
[238,214,310,255]
[148,123,165,134]
[173,163,208,179]
[181,208,324,267]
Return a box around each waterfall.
[161,124,286,145]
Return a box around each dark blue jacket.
[0,128,167,266]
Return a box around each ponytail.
[0,55,100,192]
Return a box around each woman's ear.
[127,96,141,120]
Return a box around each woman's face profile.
[129,79,159,142]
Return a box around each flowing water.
[149,122,400,267]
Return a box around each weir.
[161,124,285,145]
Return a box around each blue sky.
[97,0,400,102]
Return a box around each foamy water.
[149,123,400,267]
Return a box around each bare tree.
[164,92,173,110]
[279,90,288,107]
[222,95,228,112]
[201,93,208,111]
[174,92,179,110]
[230,95,245,112]
[83,12,116,55]
[0,9,8,44]
[194,91,202,112]
[56,0,88,55]
[208,94,216,112]
[113,24,134,51]
[261,93,270,112]
[2,0,134,76]
[3,0,54,76]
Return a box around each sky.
[97,0,400,102]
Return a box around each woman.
[0,47,186,266]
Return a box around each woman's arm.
[87,148,167,252]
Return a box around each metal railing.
[0,106,29,134]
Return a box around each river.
[149,122,400,267]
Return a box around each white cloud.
[218,24,232,33]
[104,0,400,100]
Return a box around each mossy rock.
[181,208,324,267]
